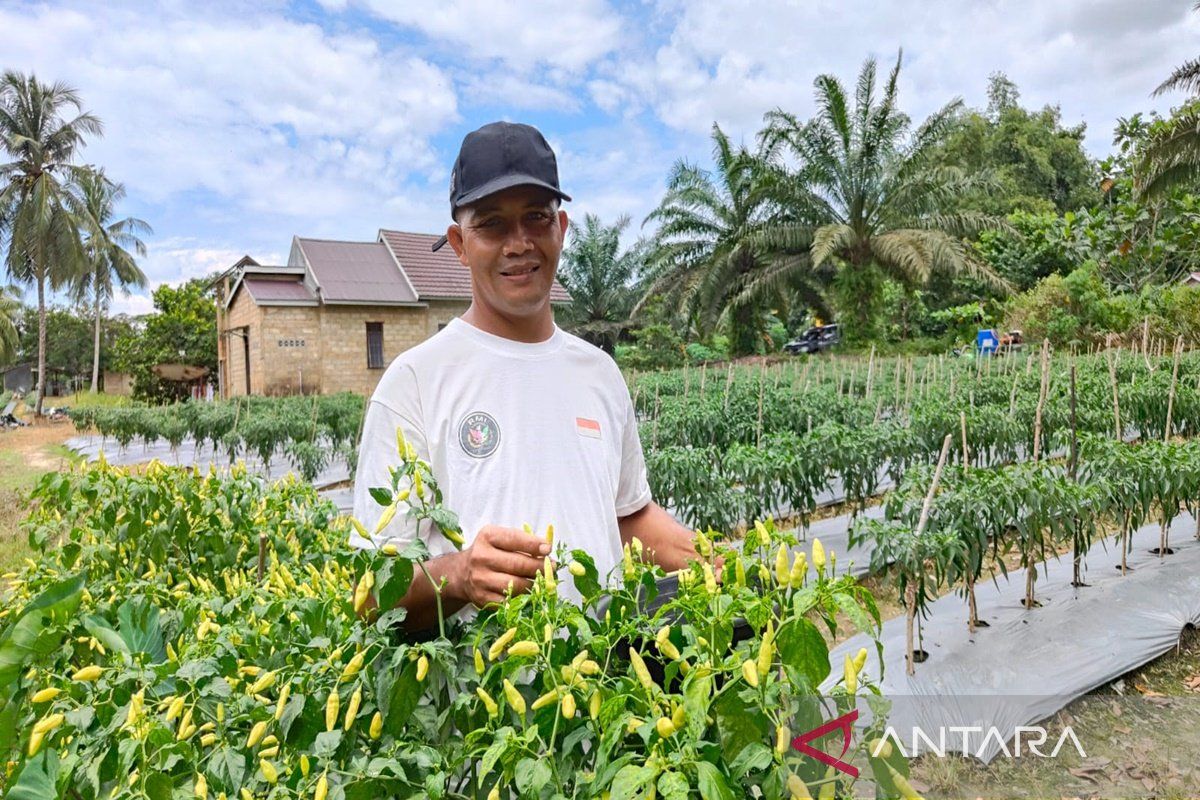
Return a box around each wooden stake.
[1032,339,1051,463]
[865,345,876,401]
[1164,336,1182,442]
[1106,348,1122,440]
[960,411,969,469]
[908,434,953,675]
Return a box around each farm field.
[4,347,1200,798]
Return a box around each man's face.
[446,185,568,321]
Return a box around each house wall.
[259,306,324,395]
[225,290,263,396]
[218,293,469,397]
[102,371,133,396]
[319,305,426,395]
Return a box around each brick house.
[214,230,570,397]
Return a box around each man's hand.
[450,525,550,609]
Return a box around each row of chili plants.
[0,440,911,799]
[68,393,365,482]
[644,350,1200,530]
[852,433,1200,673]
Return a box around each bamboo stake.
[723,364,733,412]
[908,434,953,675]
[700,363,707,394]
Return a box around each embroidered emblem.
[459,411,500,458]
[576,417,601,439]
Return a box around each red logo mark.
[792,709,859,778]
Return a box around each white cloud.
[628,0,1200,155]
[352,0,624,73]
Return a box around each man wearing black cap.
[351,121,702,632]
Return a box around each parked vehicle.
[784,323,841,355]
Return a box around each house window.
[366,322,384,369]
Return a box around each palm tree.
[71,168,149,392]
[757,52,1008,336]
[0,71,102,415]
[0,286,19,364]
[641,124,821,355]
[1136,7,1200,200]
[557,213,642,354]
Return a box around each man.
[351,121,702,632]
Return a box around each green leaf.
[712,687,768,765]
[313,729,343,757]
[210,746,245,792]
[0,574,84,689]
[368,486,392,507]
[694,762,734,800]
[728,742,773,778]
[610,764,655,800]
[6,749,59,800]
[80,614,130,655]
[376,556,414,614]
[776,617,830,690]
[381,655,421,734]
[515,757,552,796]
[117,597,166,660]
[657,770,690,800]
[479,728,511,779]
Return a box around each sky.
[3,0,1199,316]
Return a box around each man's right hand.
[450,525,550,609]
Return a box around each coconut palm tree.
[0,285,19,364]
[641,124,824,355]
[70,168,149,392]
[0,71,102,415]
[557,213,643,355]
[757,52,1008,336]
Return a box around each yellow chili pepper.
[531,687,561,711]
[741,660,760,688]
[568,561,586,577]
[415,655,429,682]
[247,721,268,749]
[506,640,539,659]
[655,716,676,738]
[503,679,525,715]
[314,772,329,800]
[787,772,813,800]
[473,647,485,675]
[776,724,790,755]
[31,687,61,704]
[260,759,278,785]
[628,648,655,694]
[369,711,383,739]
[812,538,826,574]
[790,552,808,588]
[775,544,790,585]
[274,685,290,720]
[343,687,362,730]
[560,692,576,719]
[488,628,517,662]
[72,665,103,682]
[844,654,858,695]
[325,690,340,732]
[248,670,276,695]
[194,773,208,800]
[476,687,499,717]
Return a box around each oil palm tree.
[557,213,642,355]
[641,124,823,355]
[71,168,149,392]
[0,285,19,364]
[757,52,1008,336]
[0,70,102,415]
[1136,6,1200,200]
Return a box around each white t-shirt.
[350,317,652,616]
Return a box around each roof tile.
[298,238,418,304]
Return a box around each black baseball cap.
[431,121,571,252]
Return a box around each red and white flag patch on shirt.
[575,417,601,439]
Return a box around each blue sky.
[4,0,1199,315]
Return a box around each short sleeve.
[350,397,429,550]
[614,389,652,517]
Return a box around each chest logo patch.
[459,411,500,458]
